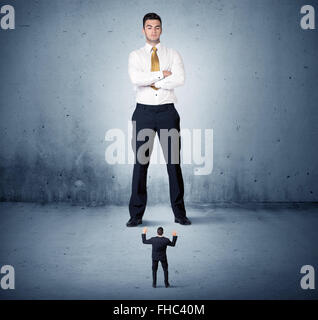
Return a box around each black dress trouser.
[152,259,169,285]
[129,103,186,220]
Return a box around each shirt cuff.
[152,71,163,80]
[153,71,164,88]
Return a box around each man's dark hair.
[157,227,164,235]
[143,12,162,28]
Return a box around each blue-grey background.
[0,0,318,301]
[0,0,317,204]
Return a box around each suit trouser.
[129,103,186,220]
[152,259,168,285]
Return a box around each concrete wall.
[0,0,317,204]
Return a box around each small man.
[142,227,177,288]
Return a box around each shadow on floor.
[141,215,226,226]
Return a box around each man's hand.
[143,227,148,234]
[172,231,177,236]
[163,70,172,78]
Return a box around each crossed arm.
[128,50,185,90]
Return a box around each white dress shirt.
[128,42,185,105]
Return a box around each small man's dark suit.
[142,233,177,287]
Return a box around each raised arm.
[141,227,152,244]
[154,50,185,90]
[167,232,178,247]
[128,51,164,86]
[142,233,152,244]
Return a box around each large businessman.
[142,227,177,288]
[127,12,191,227]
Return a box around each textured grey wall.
[0,0,317,204]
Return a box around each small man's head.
[157,227,164,236]
[142,12,162,42]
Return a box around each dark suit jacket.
[142,233,177,261]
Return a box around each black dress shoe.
[165,282,170,288]
[174,217,191,225]
[126,218,142,227]
[152,283,156,288]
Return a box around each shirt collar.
[145,42,161,53]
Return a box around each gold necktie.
[151,47,159,90]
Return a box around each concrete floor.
[0,202,318,300]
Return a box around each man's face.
[143,19,162,42]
